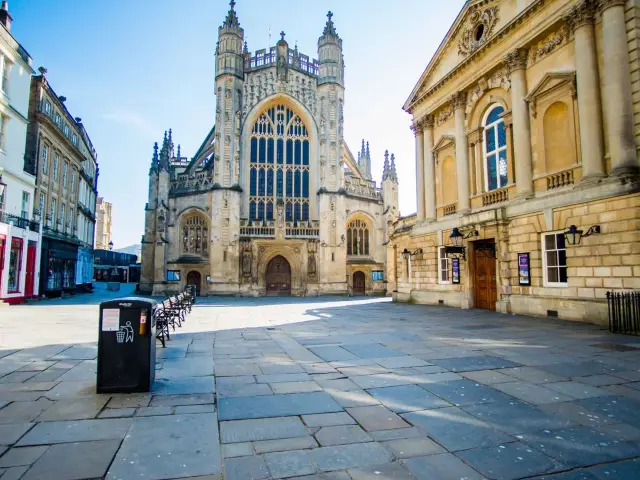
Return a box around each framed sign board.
[518,253,531,286]
[452,258,460,284]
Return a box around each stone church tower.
[140,1,399,297]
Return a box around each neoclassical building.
[389,0,639,324]
[140,3,399,297]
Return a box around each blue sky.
[12,0,465,247]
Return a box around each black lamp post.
[108,240,114,251]
[563,225,600,246]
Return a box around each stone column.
[422,115,436,221]
[566,1,605,181]
[453,92,470,213]
[504,48,533,197]
[599,0,638,175]
[412,121,425,221]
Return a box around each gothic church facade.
[140,3,399,297]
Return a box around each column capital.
[503,48,528,74]
[598,0,626,13]
[565,0,597,31]
[418,115,435,130]
[451,91,467,110]
[410,123,423,137]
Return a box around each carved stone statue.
[308,254,317,279]
[242,242,252,277]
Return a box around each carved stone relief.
[458,6,500,56]
[241,69,318,121]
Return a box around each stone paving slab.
[315,425,372,446]
[462,398,577,434]
[17,418,133,446]
[519,426,640,468]
[457,441,566,480]
[381,437,445,458]
[0,423,33,445]
[368,384,451,413]
[220,417,307,443]
[106,413,221,480]
[218,392,343,420]
[429,355,522,372]
[23,440,120,480]
[348,462,419,479]
[0,446,47,468]
[402,407,513,451]
[302,412,356,428]
[346,405,411,431]
[405,452,485,480]
[253,435,318,454]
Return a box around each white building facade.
[0,4,41,305]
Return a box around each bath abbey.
[139,3,399,297]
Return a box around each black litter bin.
[97,298,157,393]
[187,284,197,304]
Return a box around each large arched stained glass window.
[347,219,370,256]
[181,213,208,255]
[483,105,508,191]
[249,105,310,223]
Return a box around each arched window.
[483,105,508,191]
[347,219,370,256]
[181,212,208,255]
[249,104,310,223]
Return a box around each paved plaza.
[1,287,640,479]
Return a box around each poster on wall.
[518,253,531,286]
[452,258,460,284]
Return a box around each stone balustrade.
[482,187,509,206]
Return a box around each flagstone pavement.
[1,285,640,479]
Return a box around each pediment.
[434,135,455,152]
[525,71,576,102]
[405,0,524,112]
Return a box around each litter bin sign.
[97,298,157,393]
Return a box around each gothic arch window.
[347,219,370,256]
[181,212,209,255]
[483,105,508,191]
[249,104,310,223]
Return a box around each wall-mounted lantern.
[445,227,479,261]
[401,248,423,261]
[563,224,600,246]
[109,240,114,251]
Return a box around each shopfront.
[39,237,78,297]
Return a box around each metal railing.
[0,211,39,232]
[607,291,640,336]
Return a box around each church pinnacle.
[223,0,240,28]
[149,142,159,174]
[323,11,338,37]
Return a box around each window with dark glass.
[167,270,181,281]
[181,213,209,255]
[249,105,310,222]
[543,232,568,287]
[372,270,384,281]
[484,105,508,191]
[347,219,370,256]
[8,238,22,293]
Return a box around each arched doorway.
[265,256,291,296]
[353,271,366,296]
[187,271,202,295]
